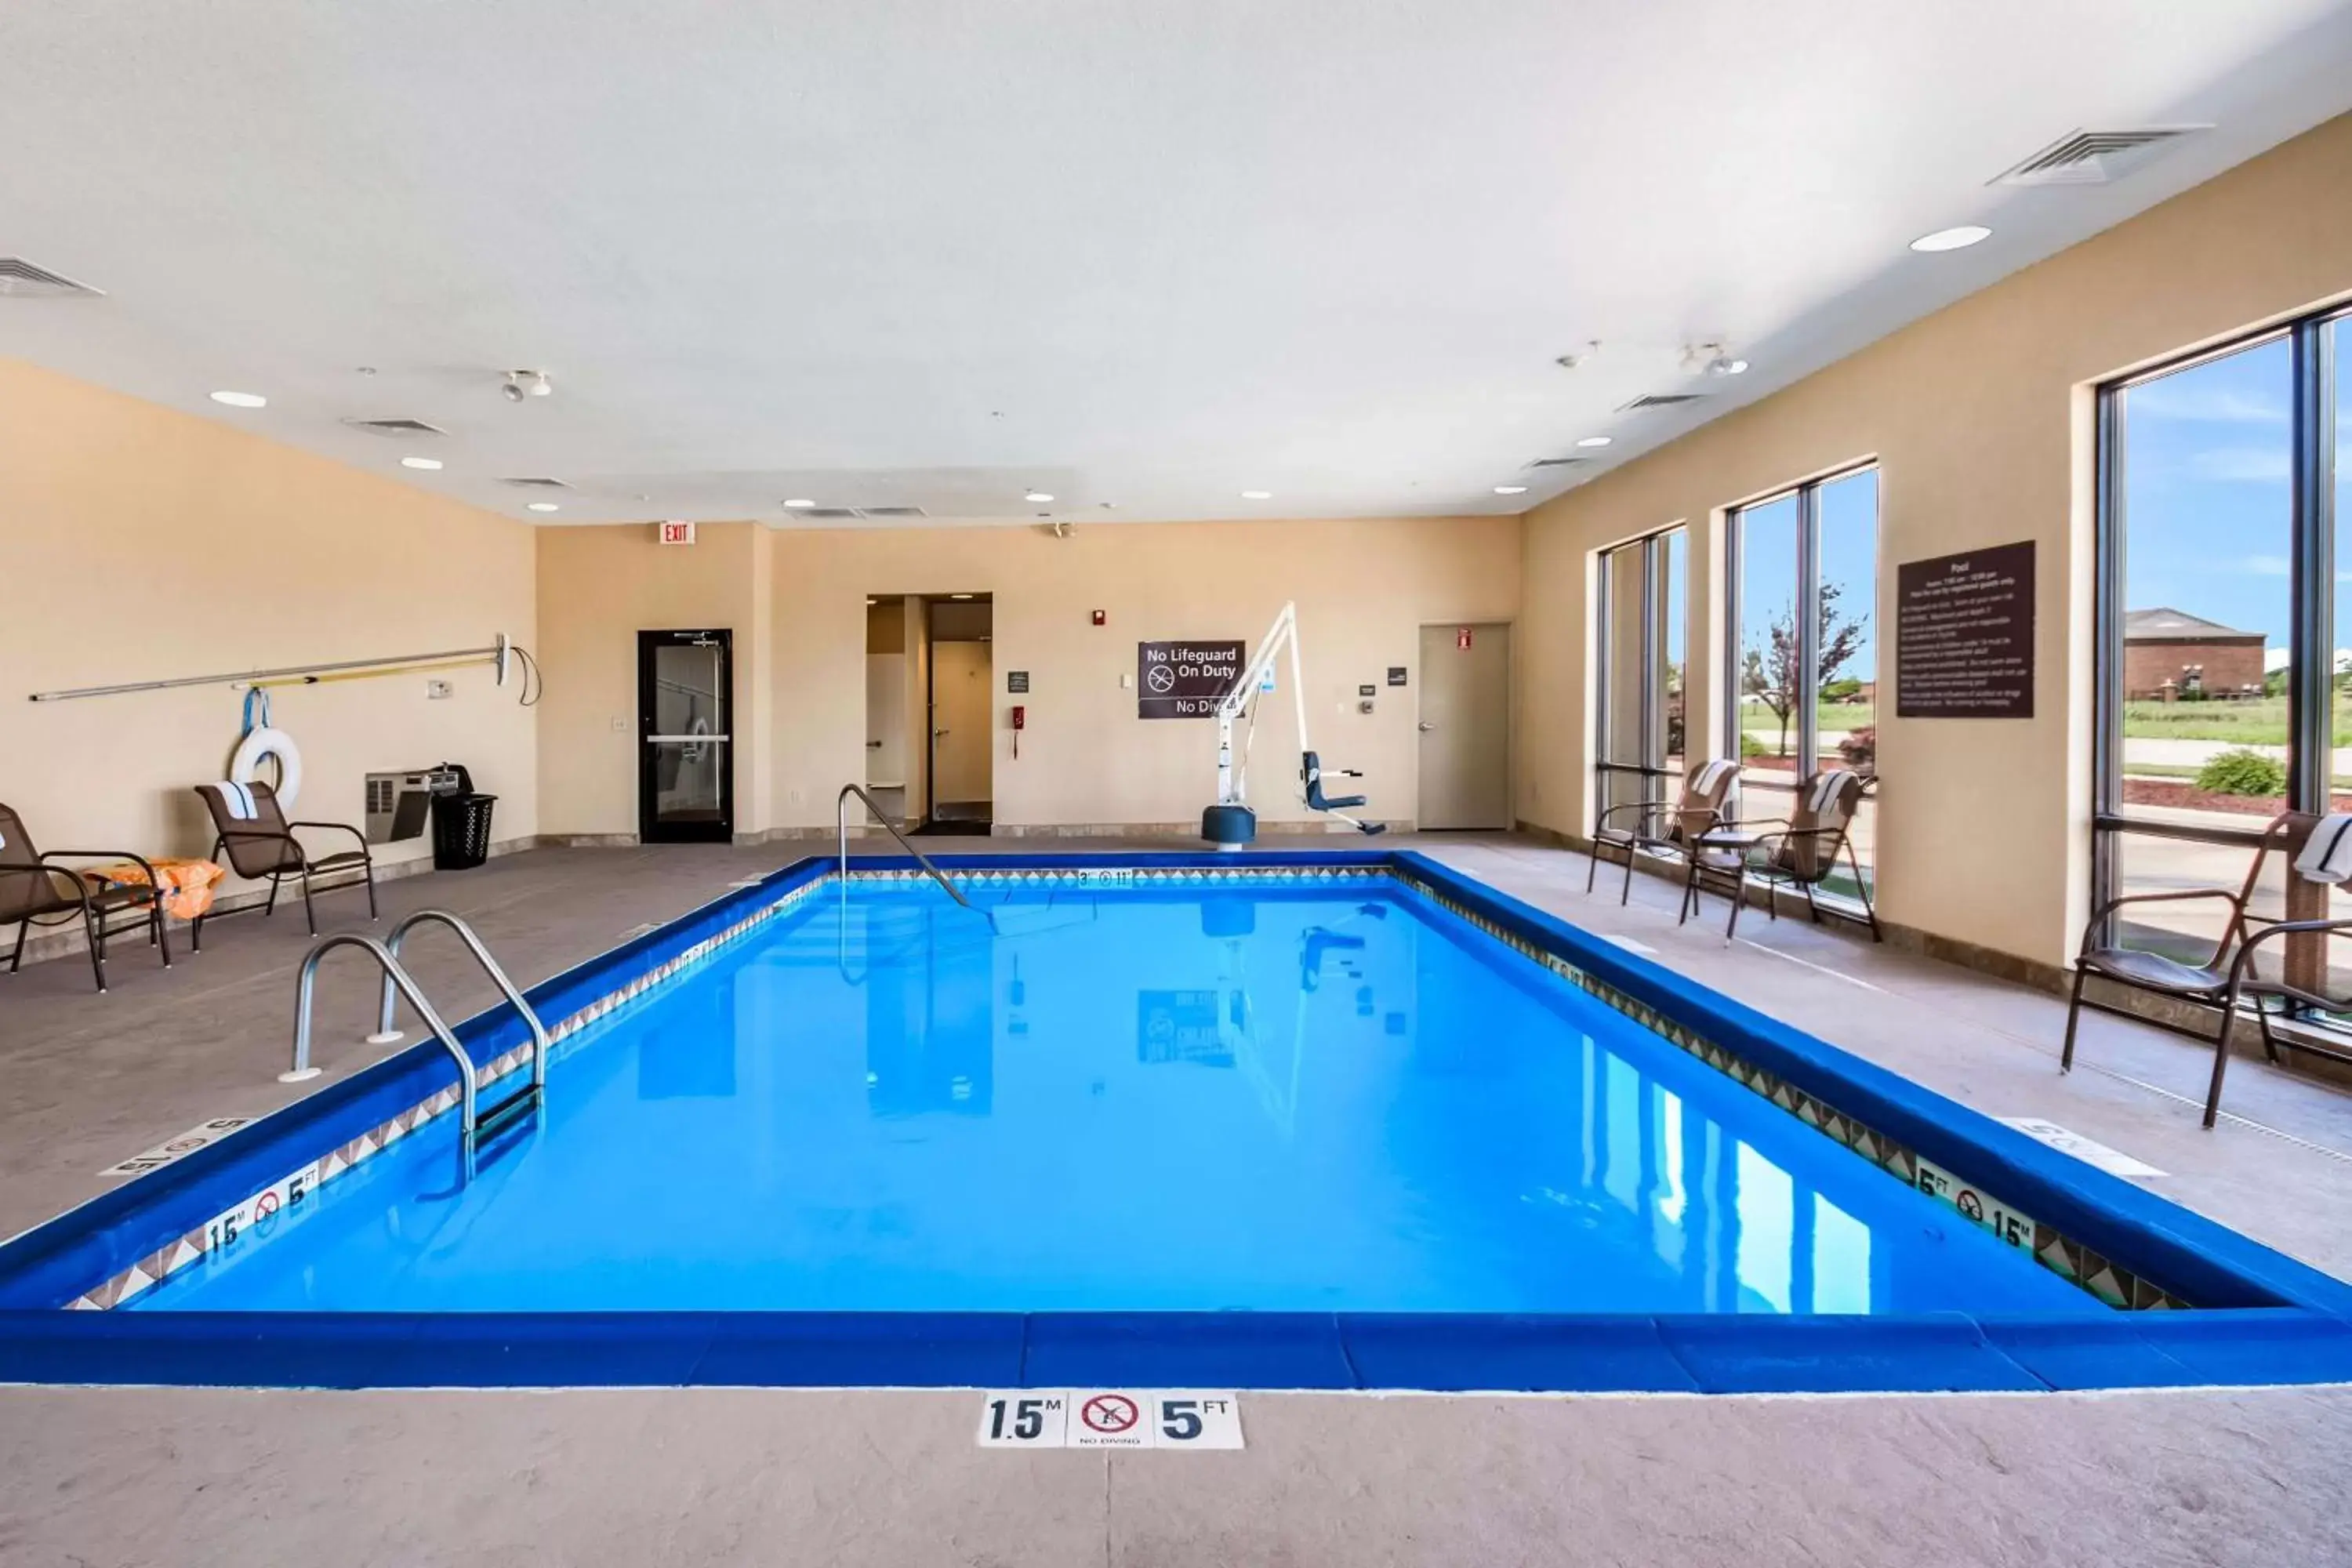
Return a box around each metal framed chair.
[1587,759,1742,906]
[191,782,376,946]
[2063,810,2352,1127]
[1682,768,1881,942]
[0,802,172,993]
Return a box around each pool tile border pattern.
[1387,869,2190,1312]
[65,860,2181,1314]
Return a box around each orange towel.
[82,858,227,921]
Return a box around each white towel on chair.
[2295,813,2352,884]
[1806,769,1854,815]
[215,781,256,820]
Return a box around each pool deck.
[3,834,2350,1564]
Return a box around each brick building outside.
[2123,607,2267,700]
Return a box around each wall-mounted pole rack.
[27,635,511,703]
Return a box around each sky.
[2121,321,2352,662]
[1735,467,1879,688]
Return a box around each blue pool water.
[133,877,2103,1316]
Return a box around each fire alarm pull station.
[1011,704,1026,759]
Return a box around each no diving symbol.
[252,1190,281,1221]
[1145,664,1176,695]
[1080,1394,1138,1435]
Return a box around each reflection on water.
[134,882,2097,1316]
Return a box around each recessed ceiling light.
[209,390,267,408]
[784,498,816,509]
[1493,485,1530,495]
[400,456,444,471]
[1708,355,1750,376]
[1910,224,1991,253]
[866,597,877,606]
[1240,490,1273,500]
[1575,436,1613,448]
[951,593,975,600]
[1024,490,1054,503]
[526,501,560,513]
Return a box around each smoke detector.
[502,370,553,402]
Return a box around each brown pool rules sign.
[1896,541,2035,718]
[1138,640,1245,718]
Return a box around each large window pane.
[1733,495,1802,792]
[2115,336,2295,833]
[1664,528,1688,782]
[1817,468,1879,898]
[1599,542,1650,822]
[2334,313,2350,775]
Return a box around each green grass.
[1739,703,1873,747]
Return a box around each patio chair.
[1587,759,1742,906]
[2062,810,2352,1127]
[191,781,376,946]
[1682,767,1881,942]
[0,801,171,993]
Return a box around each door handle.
[1417,721,1436,732]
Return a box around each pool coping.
[2,848,2350,1395]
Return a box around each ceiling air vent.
[855,506,928,520]
[0,258,105,298]
[499,477,570,489]
[1525,457,1591,470]
[341,418,448,438]
[1993,127,2209,187]
[1617,393,1707,412]
[799,507,861,521]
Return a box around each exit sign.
[659,521,696,546]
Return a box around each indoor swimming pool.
[5,851,2350,1393]
[122,874,2096,1316]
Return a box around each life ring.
[231,726,303,810]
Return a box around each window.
[1595,525,1687,831]
[2095,307,2345,992]
[1724,466,1880,899]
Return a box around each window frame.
[1594,524,1686,825]
[1720,462,1881,791]
[2090,309,2343,931]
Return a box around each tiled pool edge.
[3,846,2351,1396]
[1383,865,2194,1311]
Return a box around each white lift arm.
[1211,601,1381,836]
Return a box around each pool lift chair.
[1202,601,1387,848]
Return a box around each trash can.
[430,762,497,870]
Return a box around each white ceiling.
[2,1,2349,528]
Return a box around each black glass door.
[638,629,733,843]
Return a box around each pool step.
[473,1081,543,1141]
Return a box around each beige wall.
[533,523,773,837]
[0,358,539,890]
[1519,112,2352,968]
[535,515,1519,836]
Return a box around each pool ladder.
[283,910,551,1145]
[836,782,989,918]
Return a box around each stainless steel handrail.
[372,910,553,1102]
[837,782,979,912]
[285,934,481,1137]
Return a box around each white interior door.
[930,641,993,807]
[1416,622,1512,829]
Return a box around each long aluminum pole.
[29,637,507,702]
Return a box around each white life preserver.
[231,726,303,810]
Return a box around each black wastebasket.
[430,762,496,870]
